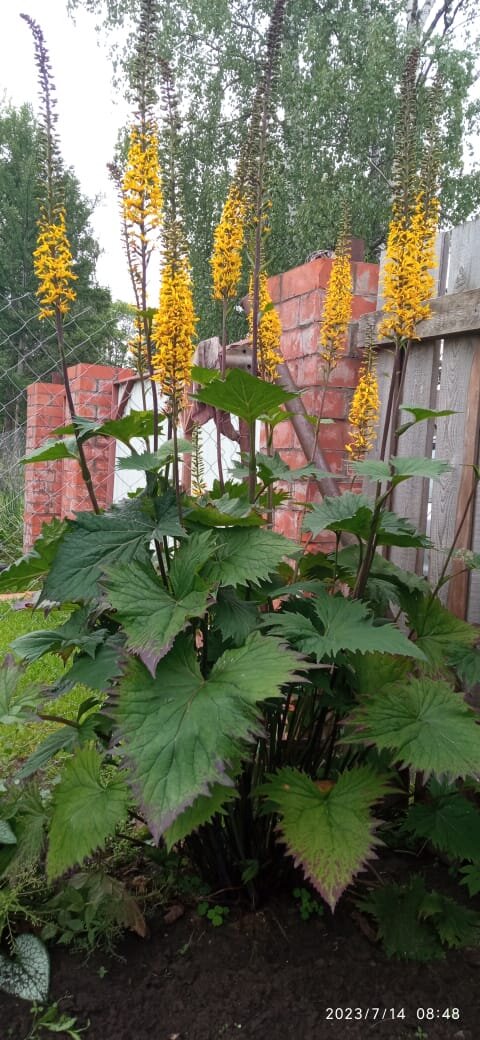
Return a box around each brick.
[267,273,282,303]
[350,295,377,320]
[295,355,319,387]
[275,509,301,541]
[281,258,333,301]
[91,393,114,412]
[279,448,307,468]
[299,290,323,326]
[300,324,320,356]
[301,387,348,420]
[273,421,297,451]
[330,357,361,388]
[318,420,348,452]
[280,330,303,361]
[278,296,299,331]
[321,449,347,474]
[352,262,379,299]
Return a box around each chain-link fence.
[0,290,128,565]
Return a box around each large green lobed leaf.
[264,766,388,910]
[113,633,301,840]
[346,678,480,780]
[47,745,129,880]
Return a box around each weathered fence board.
[360,218,480,622]
[389,341,440,574]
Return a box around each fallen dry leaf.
[164,904,185,925]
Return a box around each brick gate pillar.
[23,363,134,551]
[266,257,379,545]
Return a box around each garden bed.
[1,882,477,1040]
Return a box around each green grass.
[0,601,88,778]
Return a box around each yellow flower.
[33,208,77,320]
[152,258,197,401]
[122,124,163,241]
[319,237,352,370]
[248,272,282,381]
[345,348,380,460]
[211,185,246,301]
[379,191,439,341]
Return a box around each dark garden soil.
[2,860,479,1040]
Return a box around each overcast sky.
[0,0,134,301]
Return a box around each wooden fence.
[358,218,480,624]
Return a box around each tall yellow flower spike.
[248,272,282,381]
[346,347,380,461]
[211,184,246,301]
[33,208,77,320]
[152,258,197,402]
[379,191,439,341]
[319,237,352,370]
[122,124,163,240]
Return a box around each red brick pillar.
[266,258,379,545]
[23,382,66,551]
[61,364,124,517]
[23,364,134,551]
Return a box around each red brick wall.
[266,257,379,544]
[23,363,134,551]
[23,258,379,552]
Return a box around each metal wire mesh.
[0,291,129,563]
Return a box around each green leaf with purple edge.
[345,678,480,780]
[262,766,388,910]
[47,744,129,880]
[103,559,210,674]
[113,633,302,841]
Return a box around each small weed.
[292,887,323,921]
[97,965,108,979]
[415,1028,428,1040]
[197,901,230,927]
[27,1001,89,1039]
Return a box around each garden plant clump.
[1,0,480,1033]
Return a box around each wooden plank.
[389,342,439,574]
[428,340,478,599]
[469,448,480,624]
[447,217,480,294]
[446,341,480,619]
[360,345,396,499]
[357,286,480,345]
[388,231,449,573]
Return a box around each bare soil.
[1,883,478,1040]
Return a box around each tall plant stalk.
[22,14,99,514]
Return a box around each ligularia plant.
[1,7,480,983]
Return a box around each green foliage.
[346,678,480,779]
[292,886,323,921]
[193,369,297,423]
[42,504,155,604]
[406,595,477,668]
[114,634,300,840]
[197,901,230,927]
[47,746,129,880]
[0,934,49,1002]
[358,875,480,961]
[104,559,210,670]
[5,1,480,952]
[405,781,480,862]
[71,0,480,344]
[41,871,145,952]
[0,520,67,594]
[263,766,388,910]
[0,488,24,567]
[27,1002,89,1040]
[263,590,426,661]
[0,100,127,432]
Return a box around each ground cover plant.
[1,0,480,1023]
